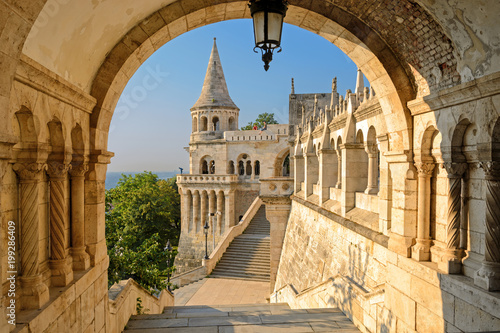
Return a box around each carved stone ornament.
[481,161,500,180]
[47,161,71,179]
[442,162,467,178]
[70,163,89,177]
[415,162,434,177]
[13,162,46,181]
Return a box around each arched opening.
[238,160,245,176]
[228,116,235,130]
[192,116,198,132]
[228,161,235,174]
[212,116,220,131]
[201,160,208,174]
[209,160,215,174]
[365,126,379,195]
[254,160,260,177]
[246,160,252,176]
[282,154,290,177]
[201,116,208,131]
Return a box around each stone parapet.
[177,174,237,185]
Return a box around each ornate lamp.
[249,0,288,71]
[164,239,173,291]
[203,219,210,259]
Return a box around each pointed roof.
[191,38,239,110]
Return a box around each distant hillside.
[105,171,178,190]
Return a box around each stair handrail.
[202,196,263,274]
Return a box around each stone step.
[213,263,270,272]
[125,303,359,332]
[210,272,270,282]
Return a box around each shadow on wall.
[325,241,395,332]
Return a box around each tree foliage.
[105,172,180,293]
[240,112,279,130]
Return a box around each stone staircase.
[124,303,360,332]
[210,205,271,282]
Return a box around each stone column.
[47,161,73,286]
[209,191,216,232]
[335,149,342,188]
[293,154,304,194]
[475,161,500,291]
[180,189,191,232]
[318,148,336,206]
[224,190,235,229]
[439,162,467,273]
[261,197,291,293]
[304,152,319,199]
[412,162,434,261]
[200,191,207,230]
[340,143,366,215]
[192,191,200,234]
[216,191,223,234]
[69,163,90,271]
[13,162,49,310]
[364,144,379,194]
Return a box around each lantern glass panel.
[267,12,283,47]
[252,11,265,46]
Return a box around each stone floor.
[125,303,360,332]
[174,278,270,306]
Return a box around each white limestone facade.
[175,39,290,273]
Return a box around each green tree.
[240,112,279,130]
[105,172,180,293]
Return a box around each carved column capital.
[481,161,500,180]
[364,142,378,155]
[47,161,71,179]
[442,162,467,178]
[13,162,46,181]
[69,163,89,177]
[415,162,435,177]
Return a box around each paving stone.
[218,322,315,333]
[188,315,263,327]
[126,318,188,329]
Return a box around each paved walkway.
[125,303,361,332]
[174,278,269,306]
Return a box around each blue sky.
[107,19,368,172]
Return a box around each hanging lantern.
[249,0,288,71]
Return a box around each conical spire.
[355,68,364,95]
[191,38,238,110]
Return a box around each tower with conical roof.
[190,38,239,140]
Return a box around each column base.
[438,249,464,274]
[388,233,414,258]
[474,261,500,291]
[364,187,378,195]
[412,239,432,261]
[50,258,74,287]
[20,275,49,310]
[71,246,90,271]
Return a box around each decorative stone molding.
[415,162,435,176]
[442,162,467,178]
[481,161,500,180]
[47,161,71,179]
[12,162,46,181]
[69,163,89,177]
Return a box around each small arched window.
[209,160,215,174]
[201,116,208,131]
[238,161,245,175]
[202,160,208,174]
[246,161,252,176]
[228,161,235,174]
[192,116,198,132]
[282,154,290,177]
[254,161,260,176]
[212,116,220,131]
[228,117,235,130]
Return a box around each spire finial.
[332,77,337,92]
[355,68,364,95]
[291,78,295,94]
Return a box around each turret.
[190,38,239,137]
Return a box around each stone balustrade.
[176,174,237,184]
